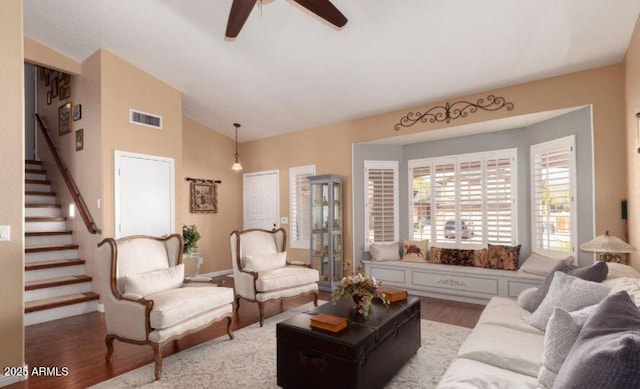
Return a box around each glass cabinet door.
[309,175,343,292]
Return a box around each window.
[289,165,315,249]
[531,135,576,255]
[409,149,516,248]
[364,161,398,249]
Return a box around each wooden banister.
[34,114,101,234]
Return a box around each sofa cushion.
[243,252,286,272]
[256,266,319,292]
[554,291,640,389]
[606,262,640,280]
[438,248,474,266]
[370,242,401,262]
[476,297,543,335]
[526,271,610,331]
[124,264,184,297]
[538,308,582,389]
[148,286,234,329]
[456,323,544,378]
[437,357,538,389]
[428,246,442,263]
[486,244,520,270]
[607,277,640,307]
[402,239,428,262]
[523,261,608,312]
[520,251,574,276]
[472,248,489,267]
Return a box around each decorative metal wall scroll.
[186,177,221,213]
[394,95,514,131]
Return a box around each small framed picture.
[63,73,71,84]
[58,101,72,136]
[62,85,71,100]
[51,77,59,98]
[72,104,82,121]
[46,91,52,105]
[75,128,84,151]
[44,70,50,86]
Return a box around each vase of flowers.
[332,273,389,319]
[182,224,201,255]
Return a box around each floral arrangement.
[332,273,389,318]
[182,224,201,254]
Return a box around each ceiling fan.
[226,0,348,38]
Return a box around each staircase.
[24,160,99,326]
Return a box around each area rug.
[91,302,470,389]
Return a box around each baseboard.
[199,269,233,278]
[0,364,27,387]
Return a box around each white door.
[243,170,279,230]
[115,150,175,238]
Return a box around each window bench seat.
[362,260,544,305]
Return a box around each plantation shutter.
[486,156,515,244]
[365,161,398,247]
[289,165,315,249]
[458,158,483,247]
[410,164,431,240]
[432,160,456,246]
[531,136,575,254]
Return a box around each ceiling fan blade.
[293,0,348,28]
[226,0,258,38]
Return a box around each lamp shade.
[231,161,243,171]
[579,230,636,254]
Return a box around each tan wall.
[100,49,183,238]
[182,118,243,274]
[625,18,640,269]
[0,0,25,375]
[24,37,81,75]
[243,64,628,268]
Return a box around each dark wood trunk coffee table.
[276,296,421,389]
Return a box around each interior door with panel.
[243,170,279,230]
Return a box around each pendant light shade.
[231,122,243,171]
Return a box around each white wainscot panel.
[412,271,499,295]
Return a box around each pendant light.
[231,123,243,171]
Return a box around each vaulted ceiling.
[23,0,640,141]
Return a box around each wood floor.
[9,276,484,389]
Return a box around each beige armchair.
[97,234,235,380]
[230,228,319,326]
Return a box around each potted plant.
[182,224,201,255]
[332,273,389,318]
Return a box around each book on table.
[377,285,408,302]
[309,313,348,333]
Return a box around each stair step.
[25,216,66,222]
[25,179,51,185]
[25,259,86,271]
[25,191,56,197]
[25,168,46,174]
[25,231,73,247]
[25,292,99,313]
[25,275,92,291]
[25,204,60,208]
[25,204,61,218]
[25,244,79,253]
[25,160,42,165]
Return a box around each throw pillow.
[517,287,539,308]
[124,264,184,297]
[538,308,582,389]
[526,271,611,331]
[606,262,640,280]
[370,242,401,262]
[520,251,574,276]
[486,244,521,270]
[438,248,459,265]
[472,248,489,267]
[428,246,442,264]
[554,291,640,389]
[244,252,287,272]
[608,277,640,308]
[402,239,428,261]
[523,261,608,313]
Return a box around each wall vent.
[129,109,163,129]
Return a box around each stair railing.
[34,113,101,234]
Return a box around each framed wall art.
[73,104,82,121]
[58,101,72,135]
[190,180,218,213]
[75,128,84,151]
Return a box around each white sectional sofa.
[437,262,640,388]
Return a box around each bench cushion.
[256,266,319,292]
[148,286,234,329]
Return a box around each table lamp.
[579,230,636,264]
